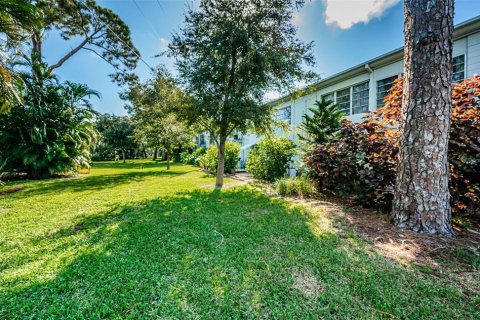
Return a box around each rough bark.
[122,149,126,164]
[215,135,226,188]
[153,147,158,161]
[392,0,454,235]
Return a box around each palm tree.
[0,60,100,178]
[0,0,42,113]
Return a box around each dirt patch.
[291,268,323,298]
[72,223,85,233]
[287,196,479,265]
[0,185,25,195]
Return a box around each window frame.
[335,86,352,116]
[351,81,370,115]
[275,105,292,124]
[376,75,399,108]
[452,54,465,83]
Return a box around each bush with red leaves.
[305,76,480,224]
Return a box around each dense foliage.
[180,147,206,166]
[0,67,98,178]
[199,142,240,173]
[305,77,480,223]
[299,98,344,145]
[93,114,139,162]
[246,136,296,181]
[126,69,195,169]
[170,0,314,187]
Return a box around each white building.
[199,16,480,169]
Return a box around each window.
[197,134,206,146]
[452,54,465,83]
[352,82,369,114]
[376,75,398,107]
[322,92,335,103]
[276,106,292,124]
[336,88,351,115]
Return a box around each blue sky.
[42,0,480,115]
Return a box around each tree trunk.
[153,147,158,161]
[122,149,126,164]
[215,135,226,188]
[392,0,454,235]
[166,151,171,170]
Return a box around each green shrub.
[246,136,296,181]
[192,147,207,166]
[180,147,207,166]
[199,142,240,173]
[275,177,316,198]
[180,151,194,164]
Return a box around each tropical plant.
[199,142,240,173]
[170,0,314,188]
[0,0,42,113]
[298,98,344,145]
[0,62,98,178]
[246,136,296,182]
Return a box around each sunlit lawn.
[0,160,478,319]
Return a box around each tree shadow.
[1,188,476,318]
[19,169,193,197]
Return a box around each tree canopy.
[31,0,140,85]
[170,0,314,187]
[126,68,195,169]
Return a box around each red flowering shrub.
[305,76,480,223]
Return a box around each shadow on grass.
[20,169,192,197]
[91,160,172,170]
[1,188,477,319]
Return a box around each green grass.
[0,160,478,319]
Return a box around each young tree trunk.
[153,146,158,161]
[392,0,454,236]
[122,149,126,164]
[215,135,226,188]
[166,150,171,170]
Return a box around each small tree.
[126,68,195,168]
[170,0,314,188]
[298,99,344,145]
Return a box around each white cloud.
[159,37,169,51]
[264,91,280,101]
[323,0,400,29]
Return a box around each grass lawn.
[0,160,478,319]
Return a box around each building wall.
[235,31,479,165]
